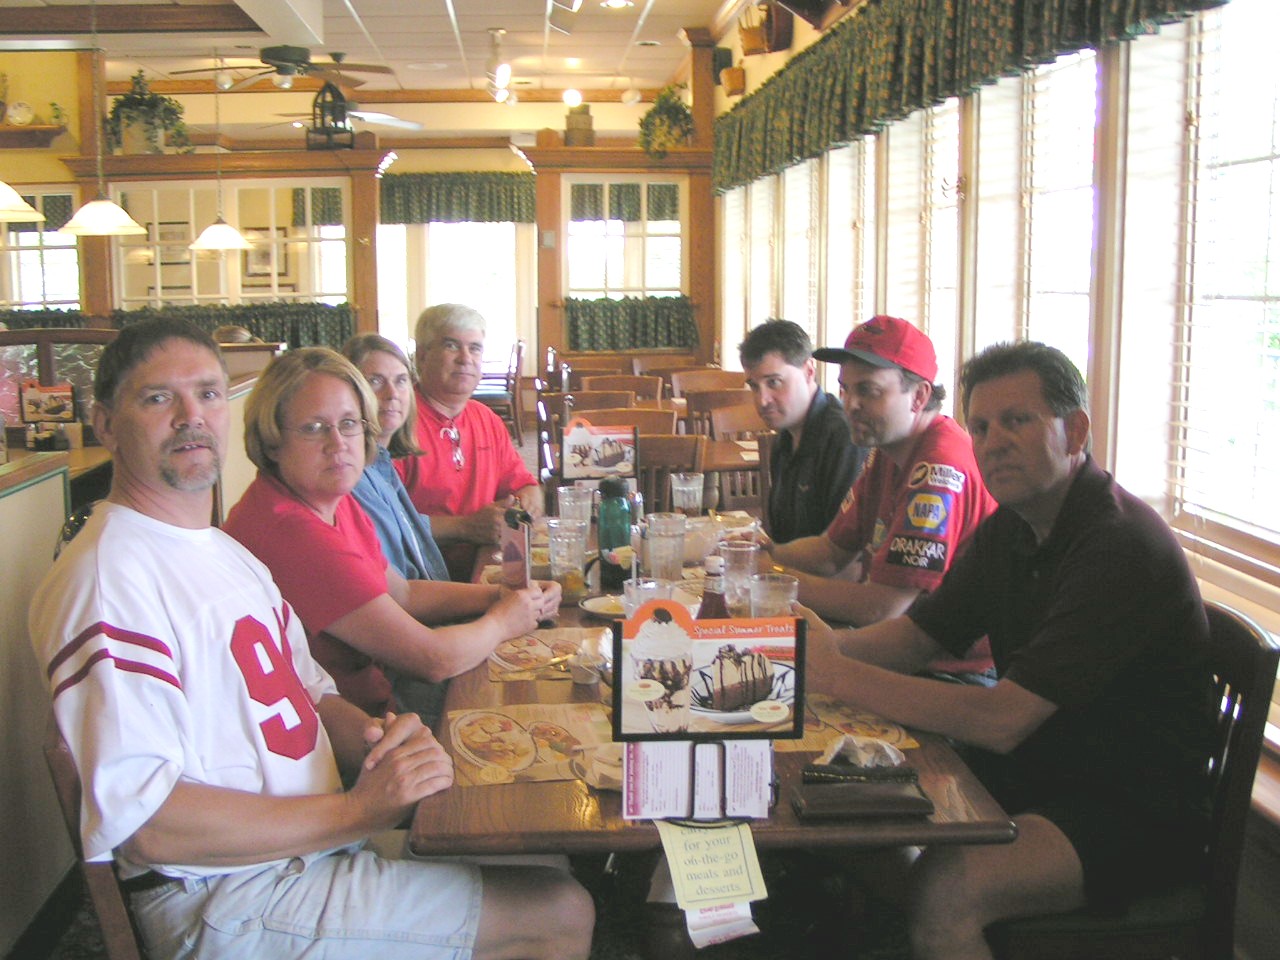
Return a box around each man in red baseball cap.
[767,316,997,649]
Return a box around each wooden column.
[75,50,113,318]
[349,132,381,334]
[681,27,716,150]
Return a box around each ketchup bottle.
[696,554,730,619]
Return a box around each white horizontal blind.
[926,100,961,405]
[747,175,777,325]
[720,187,748,360]
[781,159,818,341]
[883,111,926,325]
[1023,51,1097,376]
[973,77,1026,352]
[1173,0,1280,580]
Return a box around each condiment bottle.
[597,477,631,591]
[696,554,730,619]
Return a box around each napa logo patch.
[907,462,966,494]
[906,492,950,534]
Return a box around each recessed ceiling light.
[601,0,634,8]
[637,39,661,47]
[563,88,583,107]
[565,57,582,69]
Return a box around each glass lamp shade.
[59,197,147,236]
[0,181,45,222]
[190,217,251,251]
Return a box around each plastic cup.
[749,572,799,617]
[623,577,672,618]
[557,485,594,525]
[644,513,686,581]
[719,540,760,617]
[546,518,589,603]
[669,472,705,517]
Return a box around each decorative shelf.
[0,125,67,148]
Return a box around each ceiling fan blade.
[313,61,394,75]
[310,68,366,88]
[227,69,275,92]
[349,110,424,131]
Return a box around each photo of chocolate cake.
[707,644,775,712]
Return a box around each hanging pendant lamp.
[0,181,45,223]
[190,55,250,251]
[60,0,147,237]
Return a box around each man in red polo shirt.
[768,317,996,652]
[396,303,542,580]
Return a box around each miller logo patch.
[907,462,966,493]
[906,492,950,534]
[887,535,949,572]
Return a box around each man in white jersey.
[30,319,593,960]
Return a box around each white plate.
[580,595,624,618]
[6,101,33,126]
[690,662,795,724]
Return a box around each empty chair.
[710,403,770,513]
[635,434,706,513]
[568,406,678,434]
[538,390,636,441]
[669,367,747,397]
[633,355,700,375]
[985,600,1280,960]
[473,338,524,445]
[682,388,755,436]
[710,402,768,441]
[580,374,664,403]
[44,716,147,960]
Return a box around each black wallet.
[790,780,935,821]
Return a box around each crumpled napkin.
[817,734,906,769]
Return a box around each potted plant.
[638,85,694,158]
[104,71,191,154]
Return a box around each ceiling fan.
[173,46,393,92]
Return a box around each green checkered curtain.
[10,193,73,232]
[0,308,87,329]
[291,187,345,227]
[565,296,698,351]
[713,0,1228,192]
[113,303,354,350]
[570,183,605,221]
[648,183,680,222]
[380,172,536,223]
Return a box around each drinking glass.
[749,572,799,617]
[623,577,672,618]
[557,484,594,525]
[644,513,686,582]
[546,518,589,603]
[669,472,705,517]
[719,540,760,617]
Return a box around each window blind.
[824,138,878,360]
[720,187,748,356]
[781,159,819,342]
[747,176,777,324]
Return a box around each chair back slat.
[683,389,754,436]
[567,407,678,434]
[580,375,664,402]
[669,368,746,397]
[636,435,705,513]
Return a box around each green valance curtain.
[713,0,1228,192]
[12,193,73,232]
[565,295,698,351]
[380,172,536,224]
[291,187,344,227]
[569,182,680,222]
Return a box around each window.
[564,177,684,300]
[0,192,79,310]
[1171,0,1280,581]
[116,180,349,307]
[719,186,748,362]
[824,139,878,347]
[747,175,777,325]
[780,159,818,341]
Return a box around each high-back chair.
[985,601,1280,960]
[473,338,524,445]
[635,434,705,513]
[539,390,636,439]
[569,407,679,434]
[580,374,664,404]
[669,367,747,398]
[710,403,770,513]
[633,356,701,375]
[44,716,148,960]
[682,388,755,436]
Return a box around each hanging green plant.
[104,71,192,154]
[638,85,694,158]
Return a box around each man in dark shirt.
[739,319,868,543]
[804,341,1214,959]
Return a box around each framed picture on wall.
[242,227,287,277]
[154,222,190,266]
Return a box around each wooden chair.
[985,601,1280,960]
[568,407,679,434]
[44,716,148,960]
[639,364,716,398]
[709,403,770,513]
[538,390,636,439]
[473,338,524,445]
[580,374,664,403]
[632,355,699,375]
[669,367,747,397]
[635,434,705,513]
[682,388,755,436]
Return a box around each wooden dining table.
[409,603,1016,858]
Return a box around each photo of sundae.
[628,606,693,733]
